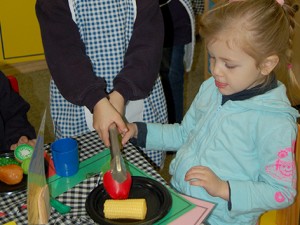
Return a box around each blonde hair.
[200,0,300,105]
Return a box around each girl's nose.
[210,62,222,77]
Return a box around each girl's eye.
[208,54,214,59]
[225,64,237,69]
[209,56,216,63]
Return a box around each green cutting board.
[47,149,195,224]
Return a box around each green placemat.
[47,149,195,224]
[48,149,110,197]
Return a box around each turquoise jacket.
[145,77,299,225]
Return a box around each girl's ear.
[260,55,279,75]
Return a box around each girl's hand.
[121,123,138,145]
[93,97,127,147]
[185,166,229,200]
[10,136,37,150]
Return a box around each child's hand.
[10,136,37,150]
[121,123,138,145]
[185,166,229,201]
[93,97,128,147]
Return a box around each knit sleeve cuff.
[129,122,147,148]
[227,181,232,211]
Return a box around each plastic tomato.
[103,171,132,199]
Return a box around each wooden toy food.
[0,164,23,185]
[103,198,147,220]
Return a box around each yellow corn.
[103,198,147,220]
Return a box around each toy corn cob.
[104,198,147,220]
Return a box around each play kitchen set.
[0,116,214,225]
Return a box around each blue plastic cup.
[51,138,79,177]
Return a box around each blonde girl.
[123,0,300,224]
[202,0,300,104]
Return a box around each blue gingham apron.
[191,0,205,15]
[50,0,168,167]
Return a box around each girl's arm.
[145,83,206,150]
[228,121,297,216]
[122,98,199,150]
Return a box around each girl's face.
[207,38,266,95]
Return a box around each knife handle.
[50,197,71,215]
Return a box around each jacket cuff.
[129,122,147,148]
[227,181,232,211]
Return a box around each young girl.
[122,0,300,224]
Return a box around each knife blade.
[27,110,50,224]
[109,124,127,183]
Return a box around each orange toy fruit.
[0,164,24,185]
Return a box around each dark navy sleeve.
[0,72,36,150]
[227,181,232,211]
[35,0,107,112]
[114,0,164,102]
[129,122,147,148]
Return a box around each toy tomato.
[103,171,132,199]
